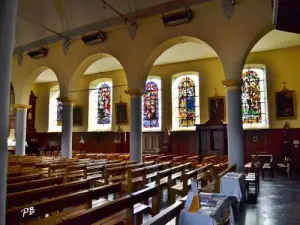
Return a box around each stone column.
[125,89,145,163]
[57,97,74,159]
[0,0,19,224]
[15,104,31,155]
[222,79,244,172]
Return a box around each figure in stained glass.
[242,69,261,124]
[178,77,196,127]
[143,81,159,128]
[57,100,63,125]
[97,83,111,124]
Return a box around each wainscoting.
[32,128,300,172]
[35,132,130,154]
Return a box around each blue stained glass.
[178,77,196,127]
[143,81,159,128]
[242,69,262,124]
[97,83,111,124]
[57,100,63,123]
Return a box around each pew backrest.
[6,183,123,224]
[142,201,184,225]
[64,164,87,182]
[214,163,237,193]
[57,185,159,225]
[7,176,64,194]
[6,179,91,208]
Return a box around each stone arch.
[242,24,274,67]
[68,53,128,98]
[218,23,273,80]
[141,36,224,85]
[16,66,60,104]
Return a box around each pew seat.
[93,203,149,225]
[30,198,111,225]
[142,201,184,225]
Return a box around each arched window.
[242,65,269,129]
[89,79,113,131]
[172,73,200,131]
[48,85,62,132]
[143,77,162,131]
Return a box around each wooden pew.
[124,167,147,194]
[35,162,51,177]
[186,155,200,166]
[147,168,173,214]
[157,154,177,163]
[7,174,44,184]
[170,163,213,203]
[6,179,91,208]
[146,162,171,182]
[7,176,64,194]
[64,164,87,182]
[55,185,159,225]
[87,164,105,179]
[100,163,143,186]
[172,155,189,166]
[212,163,237,193]
[143,155,159,162]
[6,183,123,225]
[142,201,184,225]
[201,155,218,165]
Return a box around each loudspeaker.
[273,0,300,34]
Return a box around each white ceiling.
[35,30,300,83]
[16,0,174,48]
[84,57,123,75]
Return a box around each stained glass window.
[97,83,111,125]
[242,66,268,128]
[57,100,63,126]
[89,79,113,131]
[48,85,62,132]
[142,77,161,131]
[172,74,200,130]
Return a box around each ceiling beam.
[13,0,214,55]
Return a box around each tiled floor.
[145,176,300,225]
[236,176,300,225]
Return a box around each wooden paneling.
[34,128,300,172]
[244,129,300,172]
[170,131,198,155]
[36,132,130,154]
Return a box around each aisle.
[237,176,300,225]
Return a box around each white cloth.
[220,172,245,202]
[179,194,235,225]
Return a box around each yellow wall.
[34,71,130,133]
[246,46,300,128]
[33,46,300,132]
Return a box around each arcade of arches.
[2,0,300,224]
[7,0,300,171]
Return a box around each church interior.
[2,0,300,225]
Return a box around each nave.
[6,153,251,225]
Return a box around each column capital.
[125,89,146,97]
[222,79,243,90]
[57,97,76,105]
[13,104,32,109]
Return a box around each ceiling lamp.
[162,9,193,27]
[27,47,48,59]
[81,31,106,45]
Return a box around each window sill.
[172,127,196,132]
[243,125,270,130]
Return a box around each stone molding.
[125,89,146,97]
[13,104,32,109]
[222,79,243,90]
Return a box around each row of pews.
[6,153,233,225]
